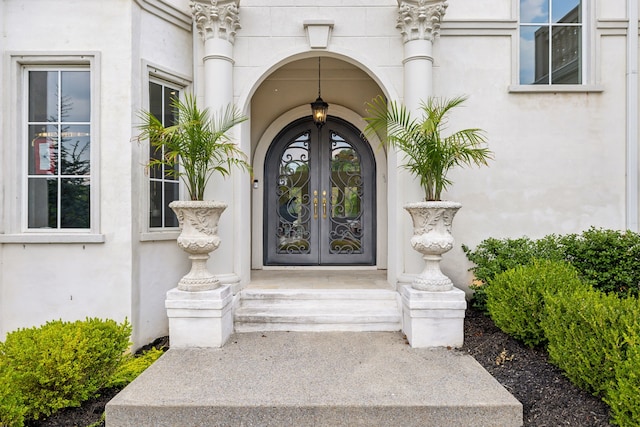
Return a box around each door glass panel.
[329,132,363,254]
[276,132,311,254]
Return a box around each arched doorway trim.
[251,104,387,270]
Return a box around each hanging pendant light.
[310,57,329,128]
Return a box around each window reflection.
[27,69,91,229]
[520,0,582,85]
[148,80,180,228]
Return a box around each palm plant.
[137,93,250,201]
[364,95,492,201]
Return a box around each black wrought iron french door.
[264,117,376,265]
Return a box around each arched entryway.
[263,116,376,266]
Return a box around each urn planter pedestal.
[401,201,467,348]
[170,200,227,292]
[165,200,233,348]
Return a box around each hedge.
[464,228,640,312]
[486,259,588,347]
[0,318,131,426]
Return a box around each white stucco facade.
[1,0,637,348]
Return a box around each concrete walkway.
[106,331,522,427]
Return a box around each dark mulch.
[462,307,612,426]
[31,309,612,427]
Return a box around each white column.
[396,0,448,279]
[396,1,466,349]
[402,40,433,112]
[191,0,240,118]
[191,0,242,286]
[397,0,447,111]
[165,1,242,349]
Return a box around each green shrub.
[605,324,640,427]
[105,347,164,389]
[541,289,639,397]
[0,363,26,427]
[464,228,640,311]
[561,228,640,297]
[463,235,565,311]
[0,318,131,423]
[486,259,587,348]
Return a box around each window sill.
[139,231,180,242]
[0,233,105,244]
[508,84,604,93]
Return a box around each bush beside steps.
[478,254,640,427]
[0,318,164,427]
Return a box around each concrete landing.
[106,332,523,427]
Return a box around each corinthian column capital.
[396,0,448,43]
[191,0,241,44]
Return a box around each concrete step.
[234,289,402,332]
[106,331,523,427]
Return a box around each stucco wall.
[0,0,194,347]
[1,0,638,343]
[131,2,194,347]
[0,0,135,337]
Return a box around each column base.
[165,285,233,348]
[401,285,467,348]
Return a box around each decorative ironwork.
[275,132,312,254]
[328,132,364,254]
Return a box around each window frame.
[0,53,103,244]
[139,62,191,241]
[147,77,182,230]
[25,67,92,231]
[510,0,603,93]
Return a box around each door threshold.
[259,266,382,271]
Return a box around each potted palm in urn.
[137,94,250,291]
[364,95,492,291]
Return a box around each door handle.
[313,190,318,219]
[322,190,327,219]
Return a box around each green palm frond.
[136,94,250,201]
[364,94,492,201]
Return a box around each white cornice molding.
[191,0,241,44]
[134,0,192,32]
[440,20,517,36]
[396,0,448,42]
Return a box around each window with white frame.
[26,68,92,229]
[519,0,583,85]
[148,80,180,228]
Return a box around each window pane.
[551,25,581,84]
[60,71,90,122]
[28,177,57,228]
[148,80,181,228]
[60,125,90,175]
[29,125,58,175]
[150,181,162,227]
[520,0,549,23]
[149,82,163,121]
[520,26,550,84]
[26,67,91,230]
[60,178,90,228]
[164,86,178,126]
[29,71,58,122]
[164,182,179,227]
[553,0,580,23]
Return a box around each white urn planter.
[404,201,462,292]
[169,200,227,292]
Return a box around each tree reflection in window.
[329,133,363,254]
[27,70,91,229]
